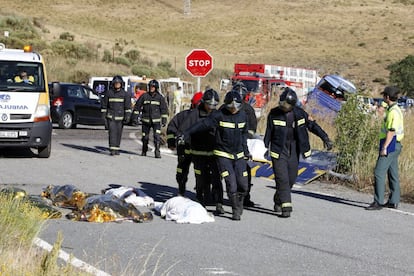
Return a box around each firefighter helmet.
[148,79,159,90]
[191,91,203,108]
[279,87,298,111]
[111,75,123,85]
[224,90,242,112]
[202,88,219,107]
[232,81,248,98]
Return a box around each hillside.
[2,0,414,95]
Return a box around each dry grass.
[1,0,414,94]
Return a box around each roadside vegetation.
[0,193,79,275]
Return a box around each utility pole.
[184,0,191,15]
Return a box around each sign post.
[185,49,213,91]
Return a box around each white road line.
[33,237,111,276]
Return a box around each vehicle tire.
[38,143,51,158]
[59,111,73,129]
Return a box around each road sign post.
[185,49,213,91]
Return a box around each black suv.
[49,82,105,129]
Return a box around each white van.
[0,43,52,157]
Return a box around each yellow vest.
[379,103,404,141]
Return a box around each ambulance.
[0,43,52,158]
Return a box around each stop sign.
[185,49,213,77]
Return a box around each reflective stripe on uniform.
[272,120,286,126]
[304,150,311,158]
[191,150,214,156]
[214,150,244,159]
[281,202,292,208]
[238,122,246,128]
[177,168,183,173]
[297,118,305,126]
[221,171,229,177]
[243,171,248,177]
[194,169,201,175]
[219,121,235,128]
[270,151,279,159]
[109,98,124,102]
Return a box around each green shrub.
[50,40,95,60]
[334,94,379,184]
[125,49,141,62]
[131,64,152,77]
[59,32,75,41]
[387,55,414,97]
[102,49,112,63]
[114,56,131,66]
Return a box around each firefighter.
[233,82,257,207]
[167,91,203,196]
[101,75,132,156]
[183,90,249,220]
[264,87,333,218]
[132,79,168,158]
[181,89,223,213]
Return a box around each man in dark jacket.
[101,75,131,156]
[233,82,258,207]
[167,91,203,196]
[180,89,223,213]
[132,79,168,158]
[184,90,250,221]
[264,87,333,218]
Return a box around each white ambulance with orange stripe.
[0,43,52,157]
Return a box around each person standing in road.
[366,86,404,210]
[264,87,333,218]
[132,79,168,158]
[167,91,203,196]
[183,90,250,220]
[181,89,223,213]
[233,82,258,207]
[173,86,183,115]
[101,75,132,156]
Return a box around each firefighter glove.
[161,117,167,127]
[324,138,333,151]
[244,153,252,160]
[123,113,131,125]
[177,134,186,146]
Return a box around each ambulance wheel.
[38,143,51,158]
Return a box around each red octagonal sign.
[185,49,213,77]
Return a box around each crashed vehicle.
[306,74,357,118]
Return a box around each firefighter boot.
[238,192,245,216]
[141,142,148,156]
[215,203,225,215]
[154,143,161,158]
[178,180,186,196]
[230,193,241,221]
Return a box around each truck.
[230,63,319,108]
[0,43,52,158]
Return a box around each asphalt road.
[1,125,414,276]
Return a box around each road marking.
[200,267,238,275]
[33,237,111,276]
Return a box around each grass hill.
[1,0,414,95]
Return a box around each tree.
[387,55,414,97]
